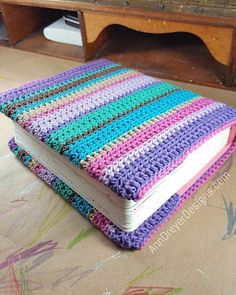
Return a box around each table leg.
[78,11,115,61]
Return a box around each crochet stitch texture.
[1,59,236,202]
[1,59,236,249]
[8,137,236,249]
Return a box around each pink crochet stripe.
[91,211,112,234]
[141,135,236,249]
[86,97,213,178]
[137,119,236,200]
[101,101,222,184]
[22,71,144,127]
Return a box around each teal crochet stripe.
[45,82,178,149]
[64,90,198,163]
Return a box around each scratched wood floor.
[0,47,236,295]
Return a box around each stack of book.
[1,59,236,249]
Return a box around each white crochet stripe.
[101,100,225,184]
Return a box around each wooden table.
[0,0,236,87]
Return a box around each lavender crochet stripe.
[10,66,127,121]
[0,59,113,106]
[27,75,158,140]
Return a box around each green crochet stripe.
[45,82,178,149]
[54,180,74,200]
[64,90,198,164]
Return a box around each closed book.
[1,59,236,249]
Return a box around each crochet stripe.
[99,101,221,183]
[85,97,213,178]
[21,72,149,126]
[44,82,179,151]
[25,74,158,140]
[106,105,236,200]
[10,66,126,120]
[63,89,198,163]
[0,59,115,109]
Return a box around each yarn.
[8,137,236,249]
[1,59,236,249]
[1,59,236,201]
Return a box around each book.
[13,122,233,232]
[1,59,236,249]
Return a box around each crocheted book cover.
[8,137,236,249]
[1,59,236,201]
[1,59,236,249]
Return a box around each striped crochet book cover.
[1,59,236,248]
[1,59,236,202]
[8,137,236,249]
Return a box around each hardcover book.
[1,59,236,249]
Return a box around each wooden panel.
[0,4,57,45]
[0,0,236,27]
[83,11,234,66]
[78,10,116,61]
[0,0,235,87]
[98,28,236,89]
